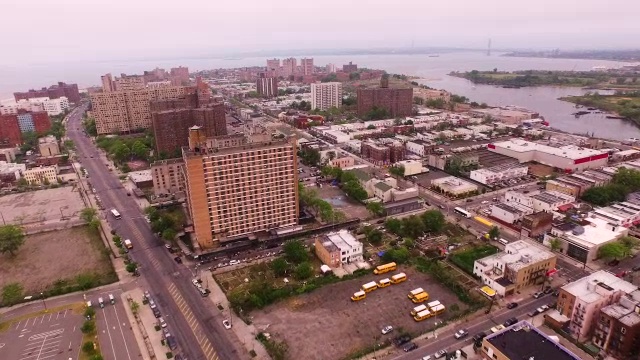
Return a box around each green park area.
[561,92,640,126]
[449,244,499,275]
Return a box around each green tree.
[613,167,640,191]
[2,283,24,306]
[488,226,500,240]
[80,208,98,223]
[403,237,416,248]
[402,215,426,239]
[294,262,313,280]
[84,306,96,319]
[113,143,130,162]
[161,228,177,241]
[382,247,411,264]
[364,106,389,120]
[63,139,75,151]
[598,242,627,260]
[76,273,97,290]
[90,355,104,360]
[366,202,386,217]
[131,140,148,159]
[620,236,640,253]
[0,224,26,256]
[421,210,445,233]
[366,229,384,245]
[283,241,308,264]
[125,263,138,273]
[298,148,320,167]
[271,258,289,277]
[389,165,405,177]
[144,206,160,222]
[81,320,96,334]
[549,238,563,252]
[130,300,140,316]
[385,218,403,235]
[82,341,96,355]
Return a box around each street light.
[40,292,47,310]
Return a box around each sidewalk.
[124,288,170,360]
[121,290,153,360]
[206,271,270,360]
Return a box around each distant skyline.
[2,0,640,65]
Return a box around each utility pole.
[41,292,47,310]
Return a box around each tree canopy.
[0,225,25,256]
[283,241,308,264]
[598,242,627,260]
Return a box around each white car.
[229,260,240,266]
[454,329,469,339]
[434,350,447,359]
[381,325,393,334]
[222,320,232,329]
[481,200,489,204]
[191,279,202,288]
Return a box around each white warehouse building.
[488,139,608,172]
[470,163,529,185]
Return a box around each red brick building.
[14,82,80,103]
[0,115,23,148]
[170,66,190,86]
[342,62,358,73]
[293,115,324,129]
[32,111,52,133]
[357,78,413,118]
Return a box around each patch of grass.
[449,245,499,275]
[256,333,289,360]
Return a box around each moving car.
[222,320,232,329]
[403,343,418,352]
[381,325,394,335]
[454,329,469,339]
[506,302,518,309]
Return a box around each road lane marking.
[101,307,117,360]
[112,301,133,360]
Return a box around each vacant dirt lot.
[251,267,466,360]
[315,185,369,220]
[0,226,115,296]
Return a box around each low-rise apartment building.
[593,201,640,227]
[557,270,638,342]
[38,135,60,156]
[314,230,363,268]
[592,290,640,359]
[431,176,478,197]
[469,163,529,185]
[23,165,58,185]
[151,158,186,196]
[473,240,556,296]
[490,202,534,224]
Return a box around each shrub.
[82,341,96,355]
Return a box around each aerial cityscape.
[2,1,640,360]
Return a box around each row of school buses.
[350,262,406,301]
[410,300,445,322]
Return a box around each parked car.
[532,291,544,299]
[403,343,418,352]
[454,329,469,339]
[392,335,411,347]
[543,287,554,294]
[174,256,182,264]
[421,356,432,360]
[152,308,161,318]
[506,302,518,309]
[633,265,640,271]
[222,320,232,329]
[434,350,447,359]
[381,325,394,335]
[472,332,487,344]
[503,317,518,327]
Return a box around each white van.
[159,317,167,328]
[498,238,509,245]
[98,297,105,308]
[109,294,115,305]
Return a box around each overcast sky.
[2,0,639,64]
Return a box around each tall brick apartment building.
[361,140,406,165]
[151,79,226,155]
[357,77,413,118]
[14,82,80,104]
[0,111,51,148]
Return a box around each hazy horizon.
[3,0,640,66]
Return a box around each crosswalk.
[167,283,219,360]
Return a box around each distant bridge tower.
[487,38,492,56]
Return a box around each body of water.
[1,52,638,140]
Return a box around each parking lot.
[0,187,85,225]
[0,306,84,360]
[251,267,466,360]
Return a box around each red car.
[616,270,628,278]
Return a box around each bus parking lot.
[250,267,466,360]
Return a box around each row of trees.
[598,236,640,260]
[384,210,446,240]
[144,206,182,241]
[270,241,313,280]
[322,166,368,202]
[298,184,346,223]
[96,135,152,164]
[582,168,640,206]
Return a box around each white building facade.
[311,82,342,111]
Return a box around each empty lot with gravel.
[250,267,466,360]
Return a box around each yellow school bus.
[413,309,432,322]
[431,304,446,315]
[390,272,407,284]
[351,290,366,301]
[378,278,391,288]
[411,304,428,316]
[362,281,378,293]
[411,292,429,304]
[374,262,397,275]
[427,300,441,311]
[408,288,425,299]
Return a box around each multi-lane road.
[66,105,246,360]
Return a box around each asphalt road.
[66,105,245,360]
[94,290,138,360]
[392,294,555,360]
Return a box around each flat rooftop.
[325,230,360,251]
[554,216,626,248]
[491,139,605,160]
[485,321,581,360]
[478,240,555,272]
[531,191,573,204]
[562,270,637,302]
